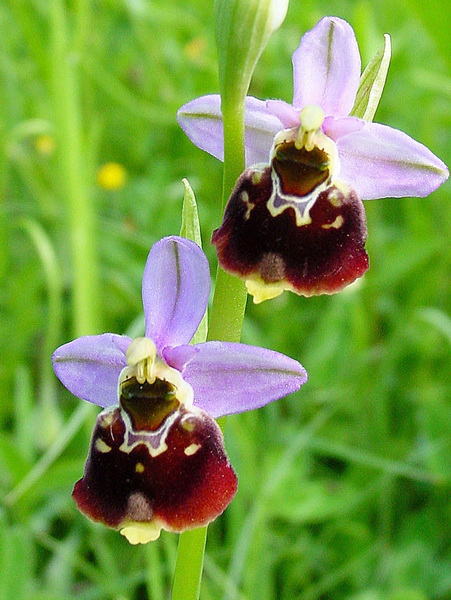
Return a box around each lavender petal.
[337,121,449,199]
[142,236,210,350]
[292,16,361,117]
[52,334,130,407]
[174,341,308,418]
[177,94,283,166]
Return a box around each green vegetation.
[1,0,450,598]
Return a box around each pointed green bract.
[180,178,202,248]
[351,34,391,121]
[180,178,207,345]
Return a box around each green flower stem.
[51,0,100,337]
[171,0,287,593]
[209,268,247,342]
[171,64,248,600]
[171,527,208,600]
[208,100,248,343]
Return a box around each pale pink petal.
[337,122,449,199]
[52,334,130,407]
[171,342,308,418]
[177,94,283,166]
[266,100,300,128]
[292,16,361,117]
[323,115,365,140]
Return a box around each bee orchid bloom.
[52,236,307,544]
[178,17,449,302]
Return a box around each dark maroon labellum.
[73,376,237,537]
[212,160,369,298]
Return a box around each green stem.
[171,528,208,600]
[50,0,100,337]
[209,268,247,342]
[209,100,248,342]
[145,537,165,600]
[171,76,247,600]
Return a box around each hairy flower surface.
[53,236,307,543]
[178,17,448,302]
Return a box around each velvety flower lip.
[52,235,307,416]
[177,16,449,199]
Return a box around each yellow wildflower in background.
[184,37,207,61]
[34,134,55,155]
[96,162,127,191]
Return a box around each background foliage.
[0,0,450,599]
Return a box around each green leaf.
[18,458,85,505]
[418,307,451,346]
[388,590,428,600]
[0,433,32,487]
[351,34,391,121]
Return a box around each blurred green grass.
[0,0,450,599]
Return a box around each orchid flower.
[178,16,449,303]
[52,236,307,544]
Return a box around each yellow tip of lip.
[120,521,163,545]
[246,279,285,304]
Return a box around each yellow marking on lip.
[95,438,112,453]
[327,190,342,207]
[241,189,255,221]
[99,408,115,429]
[252,170,263,185]
[135,462,145,473]
[180,416,196,432]
[321,215,344,230]
[184,443,201,456]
